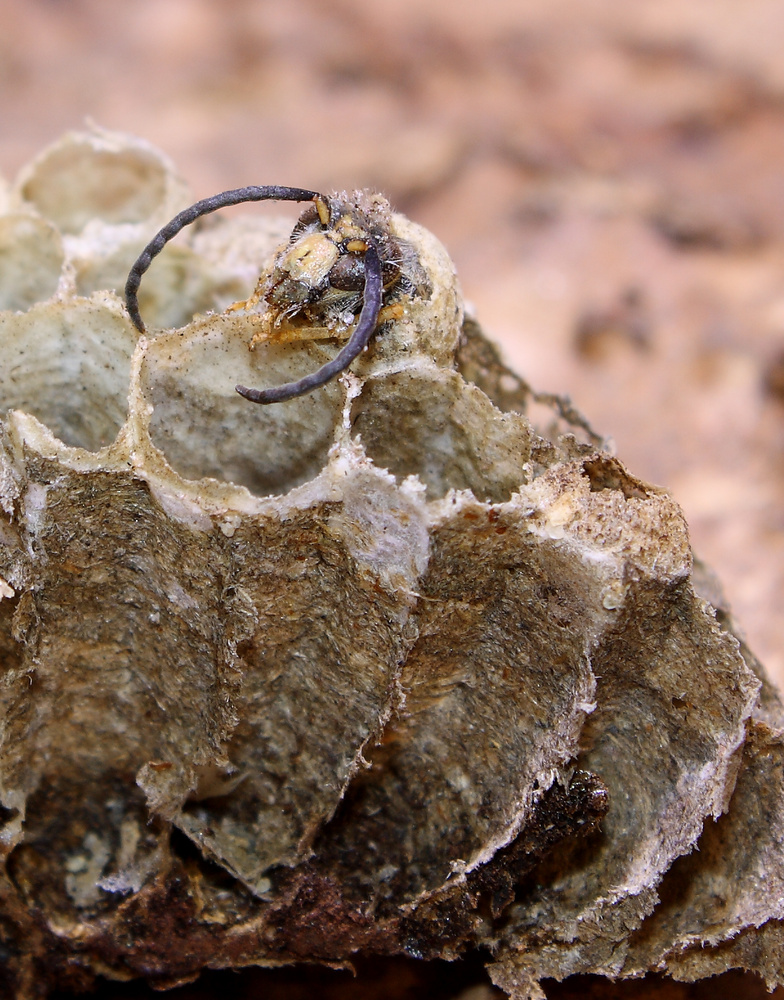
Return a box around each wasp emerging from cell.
[125,186,426,404]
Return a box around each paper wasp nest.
[0,129,783,999]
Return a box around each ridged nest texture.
[0,128,781,1000]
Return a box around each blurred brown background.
[2,0,783,695]
[4,2,784,997]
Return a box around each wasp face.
[260,192,421,331]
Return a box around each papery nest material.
[0,128,781,1000]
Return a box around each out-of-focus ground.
[3,0,783,687]
[2,7,784,997]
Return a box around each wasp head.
[260,191,421,332]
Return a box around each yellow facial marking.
[333,216,366,242]
[280,233,339,283]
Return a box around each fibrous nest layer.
[0,129,782,1000]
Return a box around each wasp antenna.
[124,185,322,333]
[235,244,383,404]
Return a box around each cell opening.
[19,145,167,235]
[350,369,533,502]
[142,318,344,496]
[0,300,136,452]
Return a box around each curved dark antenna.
[235,244,383,404]
[124,185,321,333]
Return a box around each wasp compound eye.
[327,253,366,292]
[124,185,386,405]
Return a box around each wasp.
[125,186,423,404]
